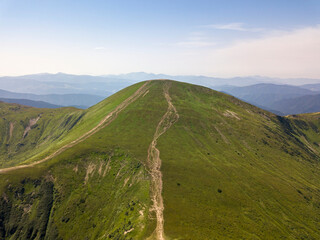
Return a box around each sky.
[0,0,320,79]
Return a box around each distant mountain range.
[1,73,320,113]
[0,98,63,108]
[105,72,320,86]
[269,94,320,115]
[216,83,320,115]
[0,73,262,97]
[0,73,131,96]
[1,72,320,96]
[0,89,104,109]
[300,83,320,92]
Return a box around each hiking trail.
[147,82,179,240]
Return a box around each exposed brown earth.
[23,116,40,138]
[147,82,179,240]
[9,122,14,140]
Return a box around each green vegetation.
[0,82,146,168]
[0,149,150,240]
[0,80,320,239]
[158,82,320,239]
[0,102,82,168]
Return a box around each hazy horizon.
[0,72,320,87]
[2,71,320,80]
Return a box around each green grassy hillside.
[0,81,147,169]
[0,102,82,168]
[0,80,319,240]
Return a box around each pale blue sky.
[0,0,320,78]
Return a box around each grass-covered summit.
[0,80,320,240]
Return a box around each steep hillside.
[0,80,319,240]
[0,102,84,168]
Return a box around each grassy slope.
[0,102,82,167]
[158,81,320,239]
[287,112,320,156]
[0,81,165,239]
[0,80,319,239]
[21,81,147,166]
[0,149,151,240]
[0,82,146,168]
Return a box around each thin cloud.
[175,36,215,48]
[94,47,106,50]
[204,25,320,78]
[203,22,264,32]
[176,41,215,48]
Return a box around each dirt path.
[147,82,179,240]
[9,122,14,140]
[0,81,150,174]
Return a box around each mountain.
[0,80,320,239]
[216,83,317,103]
[106,72,320,86]
[0,73,131,96]
[0,89,104,108]
[3,73,320,97]
[300,83,320,92]
[216,83,320,115]
[269,94,320,115]
[0,98,62,108]
[106,72,274,87]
